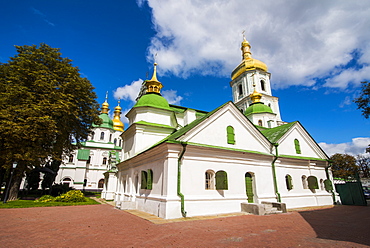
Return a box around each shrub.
[35,195,55,203]
[55,190,86,203]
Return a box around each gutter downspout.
[272,143,281,202]
[177,142,187,217]
[325,162,336,204]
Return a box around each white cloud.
[113,79,143,102]
[319,137,370,157]
[162,90,183,105]
[141,0,370,88]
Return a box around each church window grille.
[141,169,153,190]
[102,157,107,165]
[286,174,293,190]
[100,132,105,140]
[302,175,308,189]
[227,126,235,144]
[68,155,74,163]
[215,170,228,190]
[98,179,104,188]
[261,80,266,91]
[205,170,215,190]
[308,176,319,190]
[258,120,263,126]
[294,139,301,154]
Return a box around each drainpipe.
[271,143,281,202]
[325,162,336,204]
[177,142,187,217]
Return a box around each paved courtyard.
[0,202,369,247]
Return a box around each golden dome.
[113,100,124,132]
[145,62,163,94]
[101,92,109,114]
[231,37,268,80]
[250,88,262,103]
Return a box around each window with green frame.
[307,176,319,190]
[215,170,228,190]
[294,139,301,154]
[141,169,153,190]
[227,126,235,145]
[324,179,333,191]
[285,174,293,190]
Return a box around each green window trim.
[285,174,293,190]
[216,170,228,190]
[147,169,153,190]
[324,179,333,191]
[141,171,147,189]
[294,139,301,154]
[308,176,319,189]
[227,126,235,145]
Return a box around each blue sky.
[1,0,370,156]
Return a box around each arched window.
[238,84,243,96]
[102,157,107,165]
[294,139,301,154]
[258,120,263,126]
[141,169,153,190]
[215,170,228,190]
[68,155,74,163]
[308,176,319,190]
[86,156,91,164]
[100,132,105,140]
[286,174,293,190]
[119,139,122,147]
[62,177,72,187]
[98,179,104,188]
[205,170,215,190]
[324,179,333,192]
[109,134,112,142]
[114,138,117,146]
[227,126,235,145]
[260,80,266,91]
[90,131,95,140]
[302,175,308,189]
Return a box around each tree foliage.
[354,81,370,119]
[356,154,370,178]
[330,153,359,179]
[0,43,101,199]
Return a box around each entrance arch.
[245,172,254,203]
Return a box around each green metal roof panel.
[244,102,273,116]
[77,149,90,160]
[135,120,175,129]
[134,93,171,110]
[260,121,297,143]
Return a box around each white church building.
[101,37,336,219]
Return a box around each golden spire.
[113,99,124,132]
[145,61,163,94]
[250,82,262,103]
[101,91,109,114]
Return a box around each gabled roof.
[260,121,297,144]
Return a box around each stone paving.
[0,200,369,247]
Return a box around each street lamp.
[3,162,18,204]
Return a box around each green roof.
[134,93,170,110]
[260,121,297,143]
[135,120,175,129]
[244,102,273,116]
[92,113,114,130]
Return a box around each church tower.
[230,35,283,126]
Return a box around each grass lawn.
[0,197,100,208]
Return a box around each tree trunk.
[7,169,24,201]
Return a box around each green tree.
[0,44,101,200]
[354,81,370,119]
[330,153,359,179]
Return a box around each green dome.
[92,113,114,129]
[244,102,273,116]
[134,93,170,110]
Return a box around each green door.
[245,173,254,203]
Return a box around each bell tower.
[230,34,283,123]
